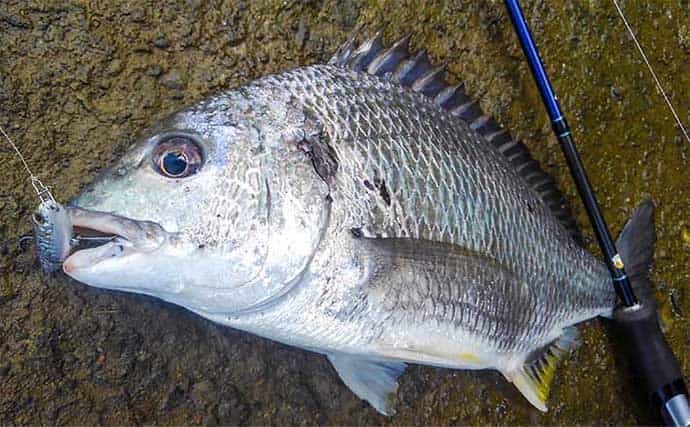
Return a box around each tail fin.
[616,200,656,301]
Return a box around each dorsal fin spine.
[470,115,492,132]
[367,34,412,76]
[394,50,432,86]
[486,129,511,146]
[452,100,482,122]
[350,32,385,71]
[435,84,470,110]
[412,64,447,97]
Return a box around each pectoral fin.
[504,326,580,411]
[327,353,406,415]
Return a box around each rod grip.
[615,297,689,425]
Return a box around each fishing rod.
[503,1,690,425]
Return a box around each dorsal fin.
[329,34,581,242]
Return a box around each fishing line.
[2,124,114,266]
[0,125,56,203]
[612,0,690,145]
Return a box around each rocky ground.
[1,0,689,424]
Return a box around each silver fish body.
[206,64,613,342]
[54,35,655,414]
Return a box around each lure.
[0,126,73,272]
[31,190,73,273]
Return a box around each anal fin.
[505,326,581,412]
[327,353,406,415]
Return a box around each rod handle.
[615,297,690,426]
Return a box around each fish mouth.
[63,207,170,274]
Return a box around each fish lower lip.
[63,238,132,274]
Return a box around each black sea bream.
[50,34,656,414]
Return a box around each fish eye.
[152,136,204,179]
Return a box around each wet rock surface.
[1,0,688,424]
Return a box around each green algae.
[0,0,688,424]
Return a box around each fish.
[45,33,656,415]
